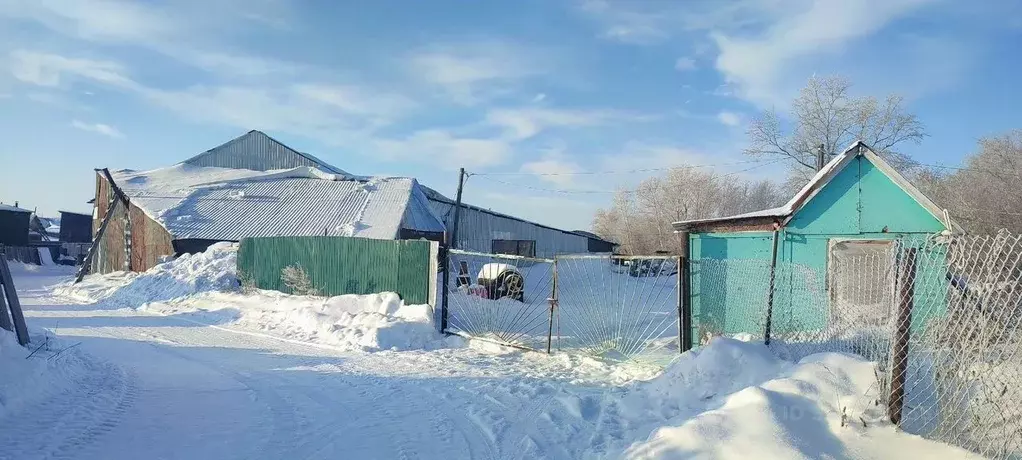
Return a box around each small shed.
[673,141,955,342]
[59,211,93,243]
[0,203,32,246]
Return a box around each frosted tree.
[746,75,925,189]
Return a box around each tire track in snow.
[0,356,138,460]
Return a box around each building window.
[827,239,895,326]
[491,239,536,257]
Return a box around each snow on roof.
[110,164,444,241]
[0,203,31,213]
[673,140,955,231]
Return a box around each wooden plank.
[0,257,30,345]
[0,247,13,333]
[889,247,917,425]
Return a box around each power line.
[469,158,774,177]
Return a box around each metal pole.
[546,258,558,354]
[816,143,826,171]
[764,226,780,345]
[889,247,917,425]
[679,254,693,353]
[440,245,450,333]
[449,168,466,250]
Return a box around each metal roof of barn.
[109,165,445,241]
[182,130,351,176]
[0,203,31,213]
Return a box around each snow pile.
[61,242,238,306]
[0,329,94,419]
[621,340,983,459]
[144,290,454,352]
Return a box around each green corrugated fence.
[237,236,437,304]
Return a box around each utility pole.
[816,143,826,171]
[449,168,466,250]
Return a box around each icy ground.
[1,259,983,459]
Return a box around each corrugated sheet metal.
[182,130,349,175]
[129,203,174,272]
[236,236,434,304]
[428,199,589,257]
[112,165,444,242]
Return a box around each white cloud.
[374,130,512,169]
[71,119,123,138]
[8,50,135,88]
[716,111,741,127]
[486,107,645,140]
[520,152,584,187]
[674,57,697,71]
[408,41,548,104]
[711,0,936,106]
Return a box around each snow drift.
[61,243,450,352]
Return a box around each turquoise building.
[673,141,957,346]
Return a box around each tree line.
[595,76,1022,254]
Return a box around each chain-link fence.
[691,232,1022,459]
[441,250,683,362]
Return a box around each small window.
[491,239,536,257]
[827,239,896,326]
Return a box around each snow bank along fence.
[237,236,439,305]
[693,231,1022,460]
[441,249,686,362]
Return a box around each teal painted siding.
[687,153,951,344]
[858,159,945,233]
[237,236,434,304]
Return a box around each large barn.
[89,130,611,273]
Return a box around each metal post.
[0,257,30,345]
[679,255,693,353]
[440,245,450,333]
[889,247,917,425]
[764,226,780,345]
[449,168,466,250]
[546,258,558,354]
[816,143,826,171]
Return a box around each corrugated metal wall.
[93,173,176,274]
[129,204,174,272]
[183,131,346,174]
[428,199,589,257]
[237,236,436,304]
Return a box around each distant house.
[672,141,956,340]
[0,203,32,246]
[58,211,92,243]
[90,130,611,273]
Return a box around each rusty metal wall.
[129,204,174,272]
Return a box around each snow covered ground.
[0,251,983,459]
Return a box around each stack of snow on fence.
[62,243,450,352]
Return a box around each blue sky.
[1,0,1021,231]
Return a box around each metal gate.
[441,249,683,362]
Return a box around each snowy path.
[2,268,632,460]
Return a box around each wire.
[469,159,785,195]
[469,158,773,177]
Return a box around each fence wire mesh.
[442,250,682,362]
[692,232,1022,459]
[443,250,555,351]
[556,255,680,363]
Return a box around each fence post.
[547,257,558,354]
[440,245,450,333]
[764,226,780,345]
[679,255,693,353]
[889,247,917,425]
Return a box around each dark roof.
[420,185,614,243]
[572,230,616,244]
[59,210,92,217]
